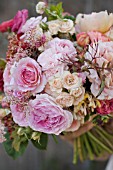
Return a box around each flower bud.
[36,2,46,14]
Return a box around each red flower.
[0,19,14,32]
[0,9,28,34]
[0,69,4,92]
[96,99,113,115]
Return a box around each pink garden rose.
[10,103,28,127]
[27,94,73,135]
[0,9,28,33]
[4,57,46,94]
[96,99,113,115]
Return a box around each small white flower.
[36,2,46,14]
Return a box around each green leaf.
[0,58,6,69]
[31,133,48,150]
[96,79,105,98]
[64,15,76,22]
[3,132,28,159]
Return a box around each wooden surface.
[0,0,112,169]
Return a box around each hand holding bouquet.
[0,1,113,162]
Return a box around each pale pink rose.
[76,11,113,33]
[10,57,46,93]
[47,38,77,60]
[27,94,73,135]
[87,31,110,43]
[10,103,28,127]
[66,119,80,132]
[11,9,28,34]
[76,32,90,47]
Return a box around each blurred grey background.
[0,0,112,169]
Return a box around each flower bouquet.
[1,1,113,163]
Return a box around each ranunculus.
[0,69,4,92]
[4,57,46,94]
[27,94,73,135]
[96,99,113,115]
[0,19,14,32]
[76,11,113,33]
[76,32,90,47]
[10,103,28,127]
[0,9,28,33]
[56,92,74,108]
[11,9,28,34]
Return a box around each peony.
[11,9,28,34]
[36,1,46,14]
[4,57,46,94]
[27,94,73,135]
[56,92,74,108]
[76,11,113,33]
[0,69,4,92]
[96,99,113,115]
[63,71,82,90]
[10,103,28,127]
[47,38,77,60]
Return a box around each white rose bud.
[36,2,46,14]
[59,19,74,34]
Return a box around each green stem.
[83,133,94,160]
[87,131,113,154]
[95,128,113,150]
[77,137,83,162]
[96,126,113,139]
[73,139,78,164]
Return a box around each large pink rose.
[27,94,73,135]
[10,103,28,127]
[96,99,113,115]
[11,9,28,34]
[4,57,46,94]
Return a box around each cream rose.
[70,87,85,105]
[47,20,60,35]
[59,19,74,34]
[49,76,63,93]
[63,71,82,90]
[56,92,74,108]
[36,2,46,14]
[76,11,113,33]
